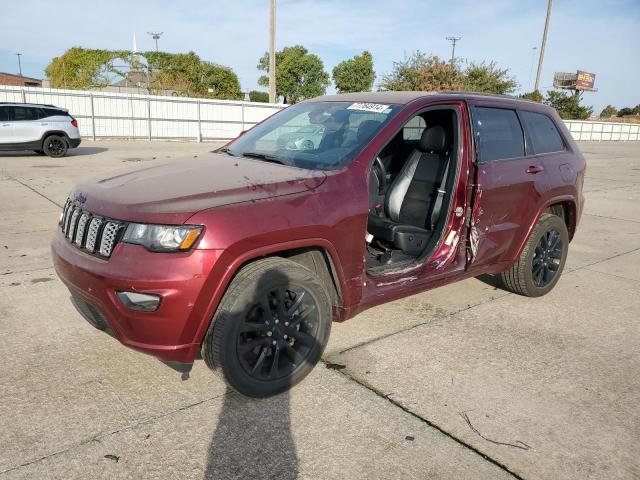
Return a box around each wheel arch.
[507,195,578,266]
[40,130,71,148]
[193,239,348,348]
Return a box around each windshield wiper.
[241,152,287,165]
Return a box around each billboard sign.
[575,71,595,90]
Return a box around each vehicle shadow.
[205,388,297,480]
[204,268,303,480]
[474,273,504,289]
[0,147,107,157]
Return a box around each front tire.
[43,135,68,158]
[202,258,332,397]
[501,213,569,297]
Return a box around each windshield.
[226,101,401,171]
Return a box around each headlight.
[122,223,203,252]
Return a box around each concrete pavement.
[1,140,639,479]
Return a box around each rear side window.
[520,111,565,155]
[12,106,39,121]
[473,107,525,163]
[0,106,9,122]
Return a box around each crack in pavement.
[321,361,524,480]
[0,391,230,476]
[581,267,640,284]
[324,244,640,480]
[336,291,512,355]
[7,176,63,209]
[582,212,640,225]
[340,243,640,356]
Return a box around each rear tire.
[201,257,332,398]
[501,213,569,297]
[43,135,68,158]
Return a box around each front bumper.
[52,230,221,363]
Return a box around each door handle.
[40,123,49,126]
[526,165,544,174]
[1,123,9,127]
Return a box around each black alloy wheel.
[501,213,569,297]
[237,286,319,381]
[43,135,68,158]
[532,229,563,287]
[202,257,332,397]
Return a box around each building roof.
[0,71,42,82]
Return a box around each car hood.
[71,152,326,224]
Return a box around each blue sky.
[0,0,638,112]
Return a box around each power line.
[446,36,461,65]
[147,32,164,52]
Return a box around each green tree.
[144,51,241,99]
[544,90,593,120]
[45,48,241,99]
[520,90,544,102]
[379,51,516,94]
[249,90,269,102]
[258,45,330,103]
[380,51,463,91]
[45,47,114,89]
[600,105,617,118]
[463,61,517,94]
[617,107,635,117]
[332,51,375,93]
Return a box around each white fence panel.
[3,86,639,143]
[0,85,285,142]
[564,120,640,141]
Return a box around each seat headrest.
[357,120,381,141]
[419,125,447,153]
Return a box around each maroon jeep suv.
[52,92,585,397]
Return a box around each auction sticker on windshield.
[347,103,390,113]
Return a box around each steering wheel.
[373,156,387,194]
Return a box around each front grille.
[60,199,124,258]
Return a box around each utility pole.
[528,46,538,90]
[269,0,276,103]
[147,32,163,52]
[534,0,553,93]
[446,36,461,65]
[16,53,22,77]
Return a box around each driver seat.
[367,125,450,256]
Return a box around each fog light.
[116,291,161,312]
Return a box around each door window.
[12,106,39,121]
[473,107,525,163]
[520,110,565,155]
[0,107,10,122]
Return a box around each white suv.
[0,103,81,157]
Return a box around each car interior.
[365,108,459,272]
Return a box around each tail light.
[71,118,78,127]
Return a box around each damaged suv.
[52,92,585,397]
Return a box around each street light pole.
[147,32,164,52]
[269,0,276,103]
[446,36,461,65]
[534,0,553,93]
[16,53,22,77]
